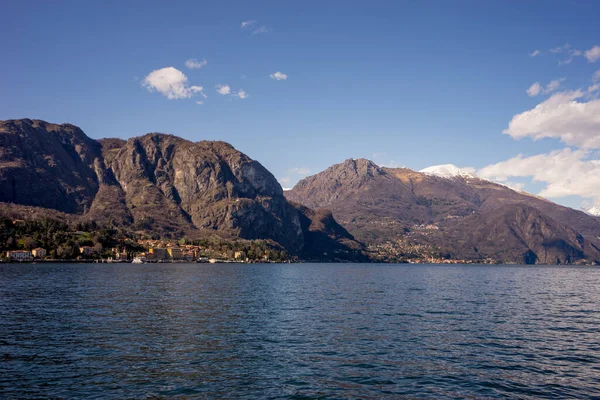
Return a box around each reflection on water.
[1,263,600,398]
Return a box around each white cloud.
[371,152,402,168]
[270,71,288,80]
[585,45,600,63]
[593,70,600,83]
[530,50,542,57]
[526,82,542,97]
[546,44,587,64]
[559,49,584,65]
[234,89,248,99]
[279,168,311,189]
[200,92,208,99]
[216,84,231,95]
[142,67,204,99]
[252,26,268,35]
[545,78,565,92]
[279,176,292,190]
[185,58,207,69]
[215,85,248,99]
[526,78,565,97]
[196,100,204,105]
[479,148,600,202]
[241,20,256,28]
[550,43,571,53]
[505,88,600,148]
[290,167,310,175]
[502,181,526,191]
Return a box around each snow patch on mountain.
[419,164,477,179]
[586,206,600,216]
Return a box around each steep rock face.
[0,119,102,213]
[103,134,304,251]
[0,120,310,255]
[291,202,368,261]
[288,159,600,264]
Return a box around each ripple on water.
[1,263,600,399]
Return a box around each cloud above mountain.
[142,67,203,99]
[480,67,600,208]
[504,88,600,148]
[479,148,600,202]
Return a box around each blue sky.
[2,1,600,210]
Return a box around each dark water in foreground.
[1,263,600,399]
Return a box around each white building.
[6,250,33,261]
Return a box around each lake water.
[1,263,600,399]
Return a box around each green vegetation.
[0,217,143,259]
[0,216,290,262]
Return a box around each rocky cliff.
[0,119,364,260]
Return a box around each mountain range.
[0,119,365,261]
[1,118,600,264]
[286,159,600,264]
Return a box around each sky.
[1,0,600,210]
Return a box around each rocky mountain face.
[0,119,103,214]
[0,119,365,260]
[286,159,600,264]
[101,133,304,252]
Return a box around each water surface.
[1,263,600,398]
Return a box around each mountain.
[0,119,104,214]
[286,159,600,264]
[0,119,365,260]
[291,202,368,262]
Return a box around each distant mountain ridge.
[286,158,600,264]
[0,119,365,261]
[3,119,599,264]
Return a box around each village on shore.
[2,238,288,264]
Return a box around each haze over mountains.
[2,118,600,264]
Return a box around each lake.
[1,263,599,399]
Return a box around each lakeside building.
[32,248,47,258]
[167,247,183,259]
[111,248,128,261]
[79,246,97,256]
[149,247,167,260]
[6,250,33,261]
